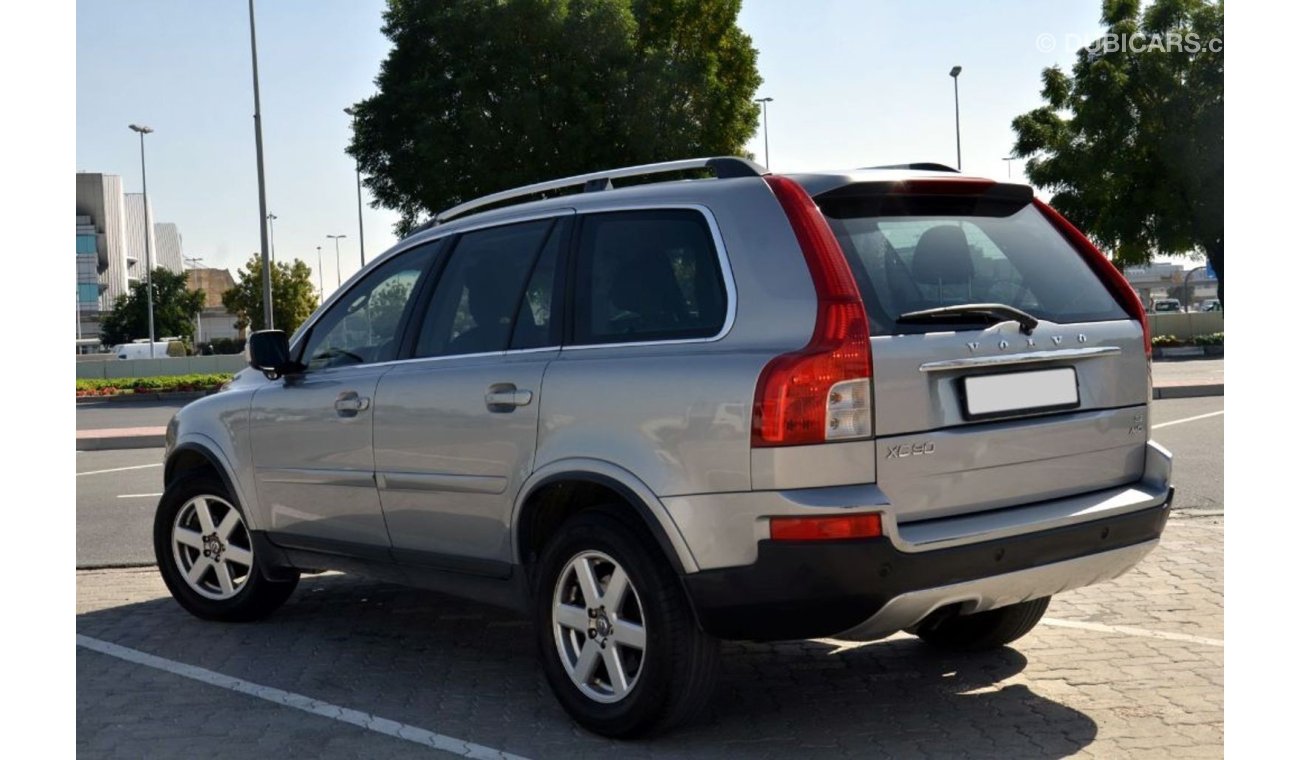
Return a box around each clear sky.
[76,1,1107,290]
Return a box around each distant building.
[1123,262,1218,308]
[154,222,185,274]
[75,172,187,346]
[186,267,242,342]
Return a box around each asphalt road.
[75,399,190,430]
[74,397,1223,569]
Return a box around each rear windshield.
[818,192,1128,335]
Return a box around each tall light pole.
[1002,156,1014,178]
[949,66,963,171]
[267,213,278,264]
[184,256,205,344]
[128,124,157,357]
[343,107,367,267]
[327,234,347,289]
[316,245,324,299]
[754,97,773,168]
[248,0,274,329]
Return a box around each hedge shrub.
[75,373,234,396]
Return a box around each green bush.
[76,373,234,395]
[1151,335,1184,347]
[1193,332,1224,346]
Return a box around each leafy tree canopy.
[100,268,206,346]
[348,0,763,234]
[222,256,320,337]
[1011,0,1223,299]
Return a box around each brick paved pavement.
[76,517,1223,758]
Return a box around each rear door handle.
[485,384,533,411]
[335,390,371,416]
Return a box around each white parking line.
[76,635,530,760]
[1040,617,1222,647]
[77,463,163,477]
[1151,410,1224,429]
[117,493,163,499]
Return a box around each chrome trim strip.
[562,203,737,351]
[918,346,1122,372]
[256,468,375,489]
[377,471,507,495]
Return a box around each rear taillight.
[1033,199,1151,358]
[754,176,873,447]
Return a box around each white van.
[114,340,180,359]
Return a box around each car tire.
[153,474,298,622]
[534,506,719,738]
[915,596,1051,652]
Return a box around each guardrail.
[1147,311,1224,339]
[75,355,248,380]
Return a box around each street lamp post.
[327,234,347,289]
[754,97,773,168]
[949,66,963,171]
[184,256,205,344]
[267,213,278,264]
[343,107,367,267]
[316,245,324,299]
[128,123,157,357]
[1002,156,1014,178]
[248,0,274,329]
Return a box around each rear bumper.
[683,489,1172,642]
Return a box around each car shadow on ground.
[77,572,1097,758]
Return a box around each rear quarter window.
[572,209,727,345]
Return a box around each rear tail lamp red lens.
[769,513,884,541]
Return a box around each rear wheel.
[534,507,719,738]
[916,596,1051,652]
[153,475,298,621]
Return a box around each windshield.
[818,192,1128,335]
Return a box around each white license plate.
[962,368,1079,418]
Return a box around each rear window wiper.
[897,303,1040,335]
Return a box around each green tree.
[1011,0,1223,299]
[348,0,762,234]
[100,267,206,347]
[222,256,320,337]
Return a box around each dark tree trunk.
[1205,239,1224,303]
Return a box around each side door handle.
[334,390,371,417]
[485,383,533,412]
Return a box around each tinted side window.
[573,210,726,345]
[414,219,555,358]
[301,245,435,370]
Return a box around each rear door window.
[412,219,558,358]
[818,193,1128,334]
[572,209,727,345]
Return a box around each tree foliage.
[100,267,206,346]
[1011,0,1223,299]
[348,0,763,234]
[221,256,320,337]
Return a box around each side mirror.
[246,330,300,379]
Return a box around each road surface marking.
[76,635,529,760]
[77,463,163,477]
[117,493,163,499]
[1151,410,1224,429]
[1040,617,1222,647]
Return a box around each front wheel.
[153,475,298,622]
[534,507,719,738]
[915,596,1051,652]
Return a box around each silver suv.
[155,157,1172,737]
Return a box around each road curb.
[76,434,167,451]
[1153,383,1224,400]
[76,391,212,405]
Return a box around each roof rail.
[860,162,959,173]
[429,156,766,227]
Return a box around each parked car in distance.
[154,157,1173,738]
[1199,299,1222,311]
[1149,298,1182,313]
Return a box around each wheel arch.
[165,438,259,530]
[512,459,699,576]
